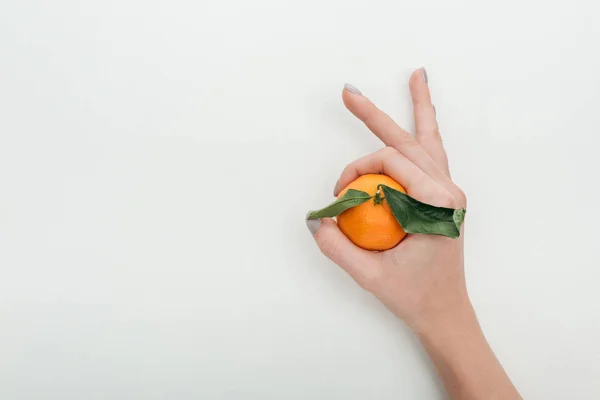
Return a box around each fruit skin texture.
[337,174,407,251]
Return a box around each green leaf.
[307,189,372,219]
[380,185,466,239]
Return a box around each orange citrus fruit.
[337,174,407,251]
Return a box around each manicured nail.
[333,179,340,196]
[344,83,362,95]
[422,67,428,84]
[306,213,321,236]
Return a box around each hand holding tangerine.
[305,71,519,399]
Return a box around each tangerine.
[337,174,407,251]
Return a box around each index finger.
[342,85,456,192]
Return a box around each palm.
[374,235,464,324]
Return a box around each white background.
[1,0,599,399]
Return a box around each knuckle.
[358,267,385,290]
[341,162,355,177]
[381,146,400,158]
[436,189,457,209]
[317,235,339,260]
[394,131,418,147]
[412,172,431,190]
[420,131,442,145]
[454,188,467,207]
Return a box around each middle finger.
[342,86,453,188]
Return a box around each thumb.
[306,218,381,287]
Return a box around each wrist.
[413,293,522,399]
[415,292,489,371]
[412,288,479,340]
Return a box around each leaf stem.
[373,188,385,205]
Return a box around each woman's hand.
[307,70,467,331]
[306,69,521,399]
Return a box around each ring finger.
[334,147,453,207]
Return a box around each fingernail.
[344,83,362,96]
[421,67,428,84]
[305,213,321,236]
[333,179,340,196]
[433,104,436,116]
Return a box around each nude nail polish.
[306,215,321,236]
[344,83,362,95]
